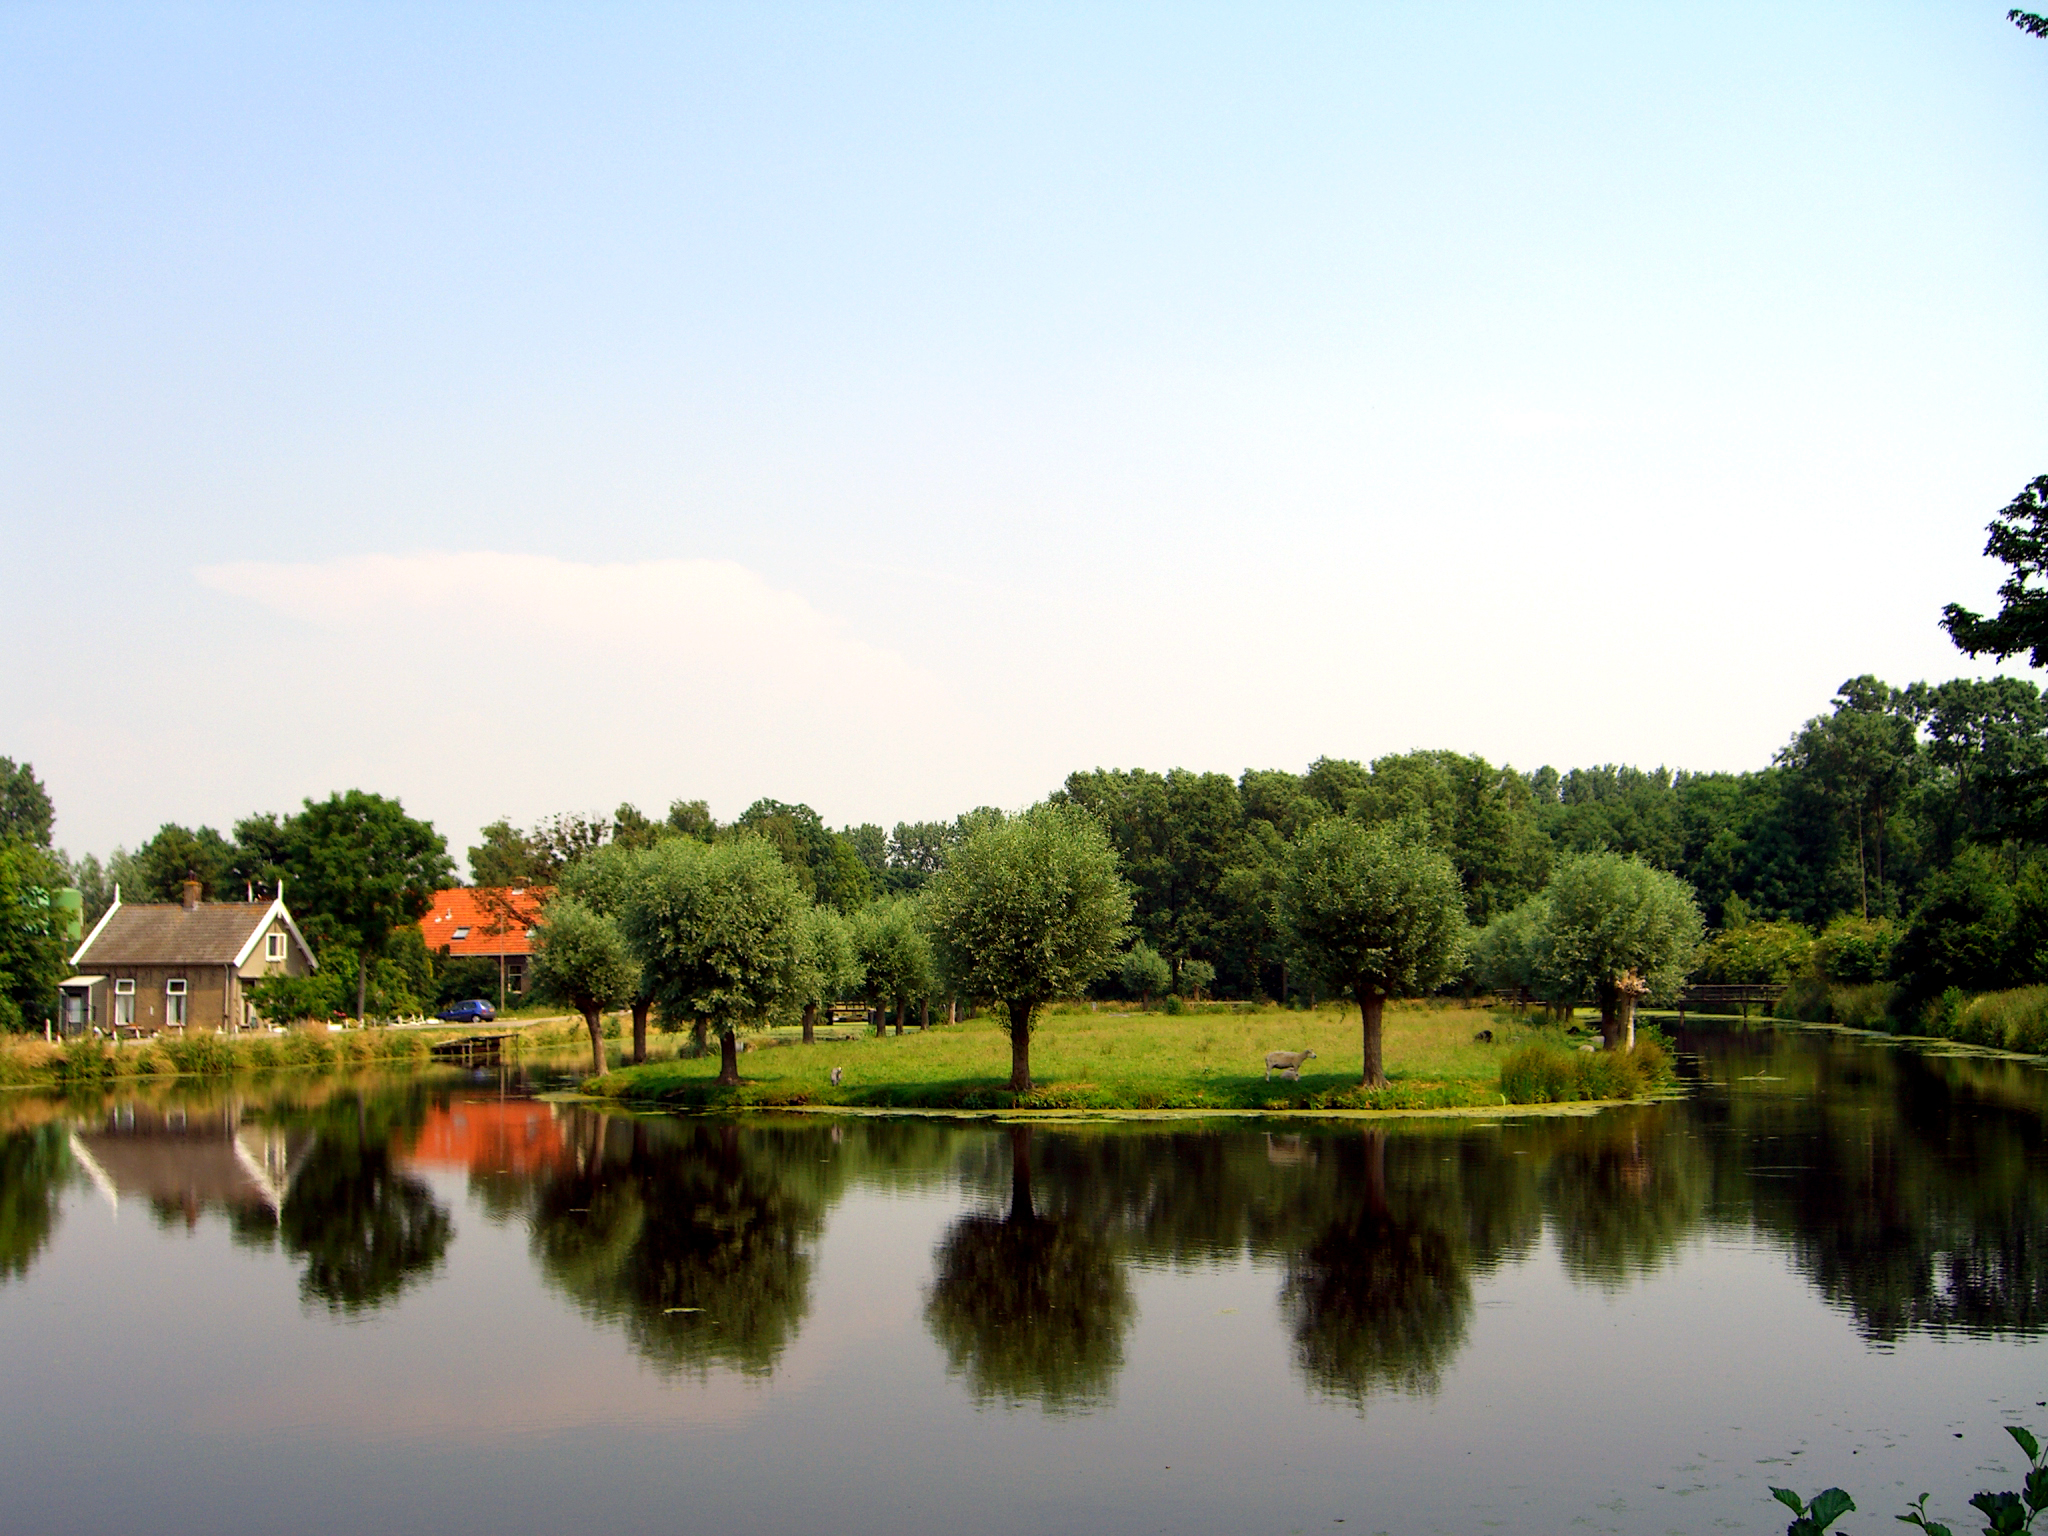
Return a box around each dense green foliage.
[1281,820,1468,1087]
[530,896,641,1075]
[925,803,1133,1091]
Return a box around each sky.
[3,3,2044,869]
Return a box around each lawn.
[586,1000,1546,1112]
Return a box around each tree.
[851,897,932,1034]
[2015,10,2048,38]
[1778,678,1918,918]
[1281,820,1468,1089]
[1538,853,1704,1049]
[793,904,861,1044]
[1891,847,2015,1002]
[925,802,1133,1093]
[132,822,239,902]
[735,799,874,911]
[558,842,660,1062]
[1350,751,1550,924]
[622,835,808,1086]
[1119,942,1171,1008]
[0,842,67,1032]
[1943,475,2048,666]
[0,760,54,848]
[468,819,541,887]
[531,896,641,1076]
[274,791,455,1023]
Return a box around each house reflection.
[68,1101,313,1228]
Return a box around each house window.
[265,931,286,962]
[166,978,188,1029]
[451,927,470,941]
[114,979,135,1028]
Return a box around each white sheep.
[1264,1047,1317,1081]
[830,1066,843,1086]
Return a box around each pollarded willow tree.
[852,896,935,1035]
[1537,852,1703,1050]
[925,802,1133,1093]
[622,834,808,1086]
[793,903,862,1045]
[1281,820,1468,1090]
[530,896,641,1076]
[558,841,660,1062]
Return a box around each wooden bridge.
[1672,984,1786,1020]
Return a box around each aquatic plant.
[1777,1423,2047,1536]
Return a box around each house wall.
[236,916,313,981]
[93,964,243,1034]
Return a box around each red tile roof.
[419,887,549,957]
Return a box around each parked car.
[436,999,497,1024]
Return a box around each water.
[2,1024,2043,1535]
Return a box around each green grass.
[586,1000,1548,1112]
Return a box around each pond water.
[2,1023,2044,1536]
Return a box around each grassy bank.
[583,1001,1670,1112]
[0,1015,598,1091]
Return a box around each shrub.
[1832,983,1896,1030]
[1948,986,2048,1054]
[1499,1036,1669,1104]
[1812,916,1898,984]
[162,1033,237,1076]
[1778,976,1832,1022]
[1162,994,1186,1015]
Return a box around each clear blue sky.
[3,3,2043,864]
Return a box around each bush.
[1162,994,1186,1015]
[1499,1036,1670,1104]
[1696,920,1813,985]
[162,1033,237,1076]
[1813,916,1898,984]
[1947,987,2048,1054]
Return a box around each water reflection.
[925,1126,1136,1414]
[0,1025,2040,1379]
[1278,1132,1475,1405]
[518,1115,839,1377]
[0,1125,67,1282]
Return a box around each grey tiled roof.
[77,903,273,966]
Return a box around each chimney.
[182,878,201,912]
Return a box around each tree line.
[3,472,2045,1041]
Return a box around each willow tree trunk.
[692,1015,707,1055]
[1597,982,1621,1050]
[1007,1000,1034,1093]
[357,958,368,1026]
[630,999,650,1065]
[582,1005,607,1076]
[894,1001,906,1036]
[1619,990,1638,1051]
[801,1003,817,1045]
[1358,988,1387,1090]
[718,1027,740,1086]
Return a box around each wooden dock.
[429,1032,513,1066]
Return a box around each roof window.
[452,926,470,941]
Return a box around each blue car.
[437,999,497,1024]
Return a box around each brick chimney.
[181,878,201,912]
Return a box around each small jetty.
[429,1032,514,1066]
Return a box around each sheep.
[1264,1048,1316,1081]
[830,1066,843,1087]
[1474,1028,1494,1044]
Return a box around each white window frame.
[265,931,286,962]
[114,979,135,1028]
[451,926,470,941]
[165,978,188,1028]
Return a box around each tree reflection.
[276,1091,451,1314]
[1541,1107,1709,1289]
[0,1126,67,1283]
[924,1126,1135,1414]
[1278,1131,1473,1406]
[527,1113,837,1377]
